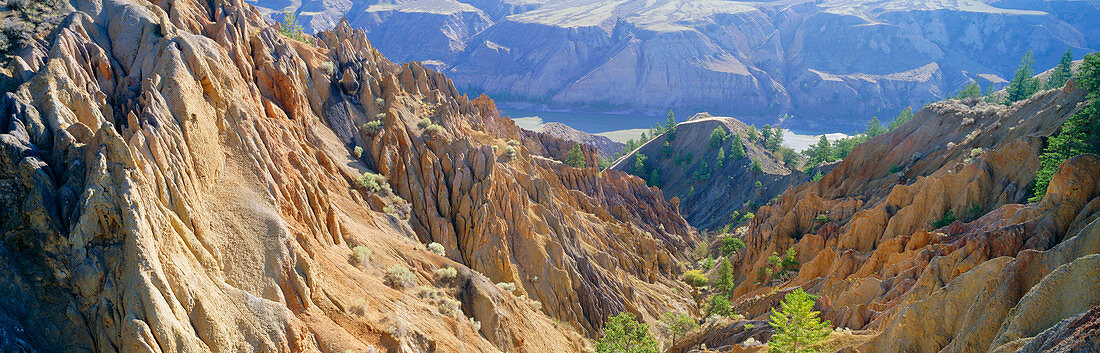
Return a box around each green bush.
[751,159,763,173]
[277,10,313,44]
[385,265,415,289]
[596,313,659,353]
[768,288,831,353]
[353,145,364,158]
[711,258,735,297]
[720,235,745,256]
[356,172,391,193]
[931,209,957,229]
[682,269,708,288]
[812,170,823,182]
[503,146,517,159]
[417,118,432,127]
[657,312,697,344]
[439,297,462,317]
[427,242,446,256]
[424,123,444,136]
[362,120,383,134]
[434,267,457,279]
[351,246,371,266]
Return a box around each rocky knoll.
[707,81,1100,352]
[537,122,623,161]
[0,0,697,352]
[253,0,1098,130]
[610,115,806,230]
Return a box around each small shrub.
[362,120,383,134]
[931,209,957,229]
[507,139,520,146]
[385,265,415,289]
[375,97,385,107]
[495,282,516,292]
[434,267,458,279]
[319,61,335,75]
[356,172,391,193]
[751,159,763,173]
[754,181,763,188]
[427,242,446,256]
[352,145,363,158]
[812,170,823,181]
[417,118,432,127]
[814,214,830,224]
[744,323,755,329]
[439,297,462,317]
[888,165,902,173]
[351,246,371,267]
[596,312,659,353]
[424,124,444,136]
[503,146,517,159]
[417,285,441,300]
[682,270,708,288]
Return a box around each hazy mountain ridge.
[251,0,1099,131]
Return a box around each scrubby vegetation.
[657,312,697,344]
[0,0,66,60]
[768,288,831,353]
[596,312,659,353]
[434,267,457,279]
[385,265,415,289]
[356,172,392,193]
[362,120,384,134]
[682,269,708,288]
[427,242,446,256]
[720,235,745,256]
[351,246,371,267]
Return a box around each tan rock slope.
[709,82,1100,352]
[0,0,698,351]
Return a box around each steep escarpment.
[699,81,1100,352]
[610,116,806,230]
[256,0,1100,130]
[0,1,696,352]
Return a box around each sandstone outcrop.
[537,122,624,162]
[696,82,1100,352]
[0,0,698,352]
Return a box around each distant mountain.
[247,0,1099,131]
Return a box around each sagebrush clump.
[385,265,415,289]
[427,242,446,256]
[356,172,391,193]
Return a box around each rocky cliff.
[251,0,1099,131]
[698,80,1100,351]
[609,116,807,231]
[0,0,699,352]
[536,122,623,161]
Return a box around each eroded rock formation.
[0,0,698,351]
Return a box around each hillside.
[680,78,1100,351]
[0,0,699,351]
[609,116,807,230]
[250,0,1099,130]
[537,122,624,160]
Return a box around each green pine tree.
[596,312,659,353]
[564,144,586,168]
[1006,50,1042,103]
[1030,52,1100,202]
[888,107,914,130]
[767,288,831,353]
[1046,49,1074,89]
[865,117,886,137]
[730,134,746,159]
[666,110,678,141]
[711,258,735,297]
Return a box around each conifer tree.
[1047,49,1074,89]
[1007,50,1042,103]
[768,289,831,353]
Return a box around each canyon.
[251,0,1100,131]
[0,0,1098,352]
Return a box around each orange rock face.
[717,84,1100,352]
[0,0,696,352]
